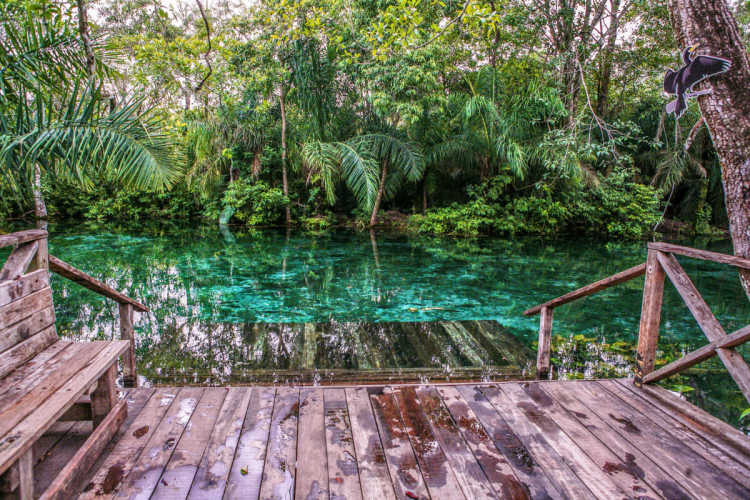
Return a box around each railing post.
[118,303,137,388]
[537,306,554,379]
[634,250,666,387]
[27,234,48,273]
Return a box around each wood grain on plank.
[187,387,251,500]
[368,387,429,500]
[0,339,71,402]
[455,385,563,500]
[436,386,529,500]
[416,385,497,499]
[113,387,203,500]
[0,305,55,354]
[0,342,107,437]
[324,388,362,500]
[259,387,300,500]
[0,269,49,309]
[629,380,750,456]
[482,384,600,499]
[635,250,666,385]
[0,327,58,379]
[518,383,661,498]
[151,388,226,500]
[344,387,396,500]
[79,388,175,499]
[541,382,693,500]
[602,380,750,489]
[224,387,275,500]
[392,385,466,499]
[37,397,127,500]
[0,288,53,330]
[296,388,328,500]
[0,230,47,249]
[0,241,39,282]
[563,380,750,499]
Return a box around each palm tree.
[301,133,424,226]
[0,4,180,215]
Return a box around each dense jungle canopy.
[1,0,750,241]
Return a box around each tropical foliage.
[0,0,741,239]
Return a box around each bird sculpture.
[663,44,731,119]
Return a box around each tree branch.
[194,0,213,93]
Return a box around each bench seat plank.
[0,340,130,476]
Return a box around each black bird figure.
[663,44,731,119]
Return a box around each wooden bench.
[0,229,141,500]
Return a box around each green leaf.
[740,409,750,421]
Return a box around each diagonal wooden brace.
[656,251,750,403]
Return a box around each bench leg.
[91,364,117,429]
[18,449,33,500]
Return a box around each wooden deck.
[15,379,750,500]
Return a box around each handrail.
[48,255,149,313]
[524,263,647,316]
[525,263,647,378]
[0,229,47,249]
[635,245,750,403]
[48,255,147,389]
[648,242,750,270]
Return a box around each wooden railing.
[1,229,147,387]
[524,263,647,378]
[525,242,750,404]
[635,243,750,403]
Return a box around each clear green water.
[3,220,748,427]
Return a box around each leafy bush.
[220,179,289,226]
[412,168,661,239]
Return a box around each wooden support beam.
[524,263,646,316]
[0,242,39,282]
[18,448,33,500]
[90,364,117,429]
[642,323,750,383]
[655,251,750,402]
[38,397,127,500]
[48,255,148,313]
[634,250,665,387]
[119,303,137,388]
[536,307,553,379]
[27,236,48,273]
[0,230,47,249]
[649,242,750,270]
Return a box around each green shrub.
[221,179,289,226]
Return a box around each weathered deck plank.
[344,387,396,500]
[392,385,467,499]
[296,388,328,500]
[150,388,226,499]
[368,387,430,500]
[564,380,750,499]
[540,382,694,500]
[258,387,299,500]
[42,381,750,500]
[324,388,362,500]
[224,387,275,500]
[187,387,251,500]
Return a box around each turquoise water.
[3,220,749,426]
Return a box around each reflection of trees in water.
[47,221,749,387]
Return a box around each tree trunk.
[76,0,95,78]
[279,83,291,224]
[596,0,621,117]
[422,180,428,213]
[34,164,47,220]
[370,163,387,227]
[669,0,750,298]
